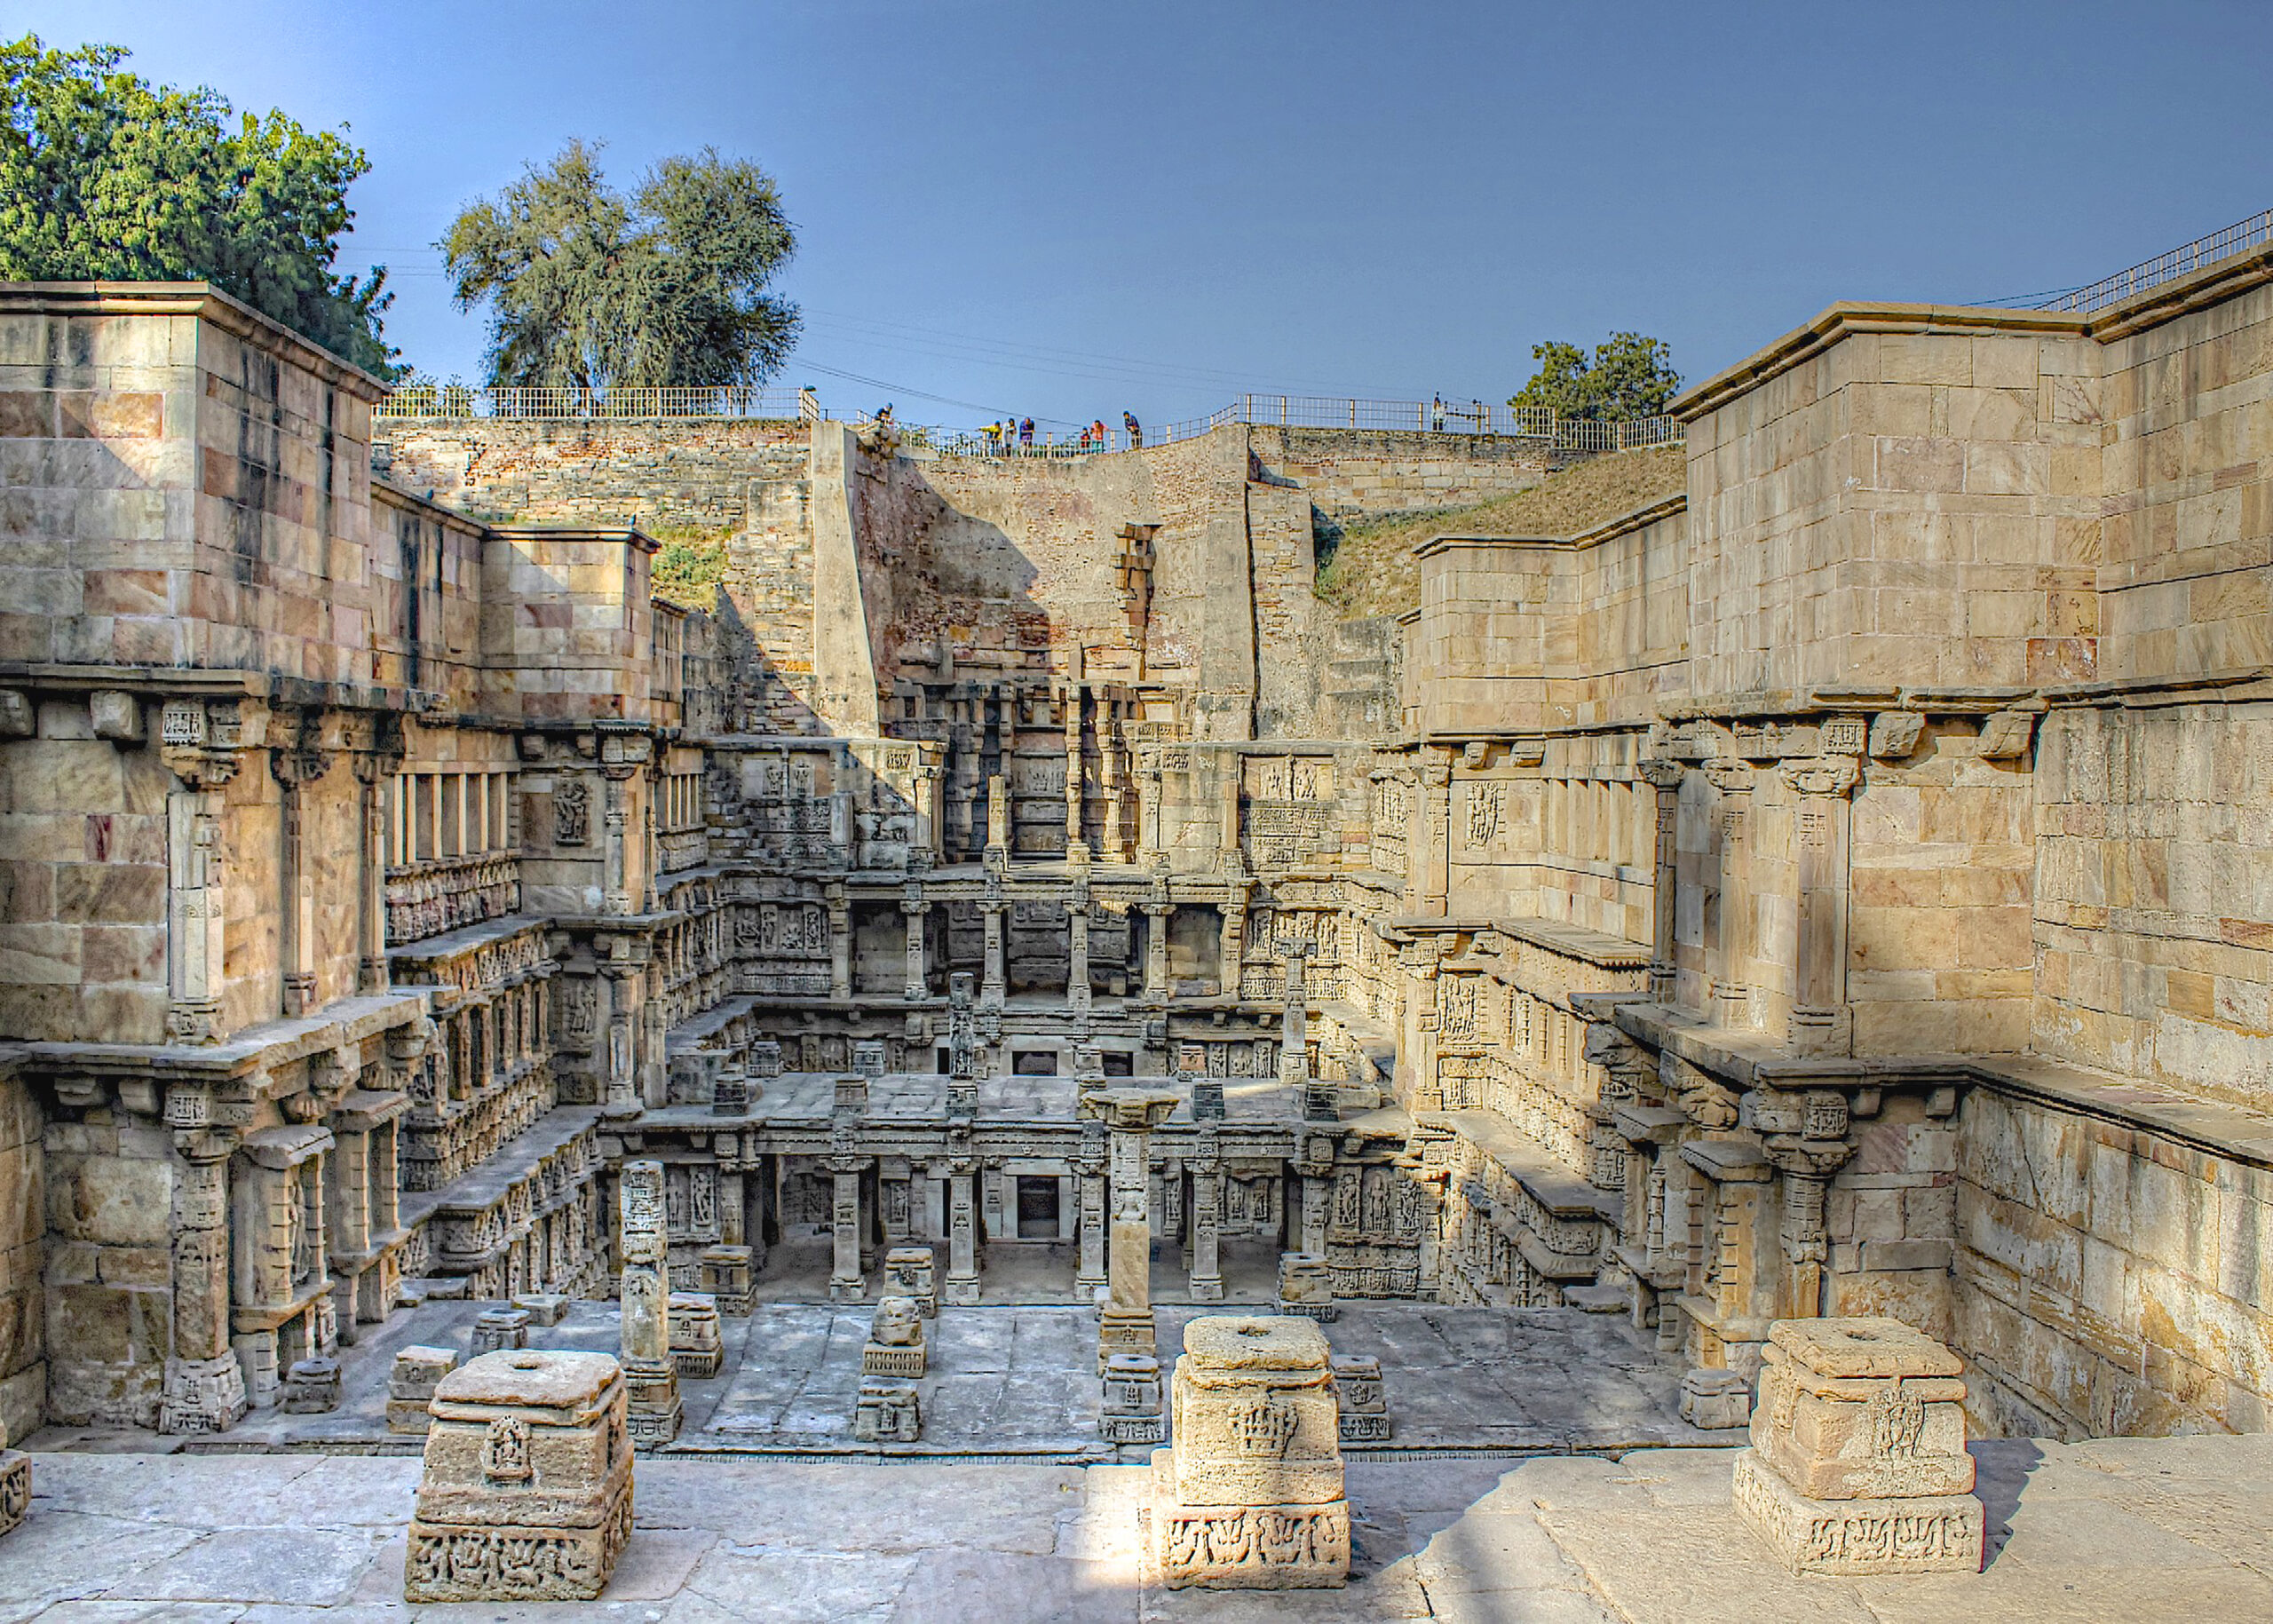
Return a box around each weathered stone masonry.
[3,251,2270,1454]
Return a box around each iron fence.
[376,377,1683,456]
[2008,208,2273,316]
[376,384,816,420]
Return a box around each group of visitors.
[978,409,1143,454]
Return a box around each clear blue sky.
[16,1,2273,431]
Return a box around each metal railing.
[919,398,1683,458]
[376,377,1684,456]
[377,383,814,420]
[2002,208,2273,316]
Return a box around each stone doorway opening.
[1016,1176,1061,1239]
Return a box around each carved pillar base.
[622,1359,684,1446]
[1099,1308,1157,1373]
[159,1352,249,1435]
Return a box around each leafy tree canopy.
[0,35,393,374]
[442,140,800,392]
[1509,331,1681,423]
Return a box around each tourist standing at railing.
[1123,410,1143,449]
[1019,416,1034,447]
[1431,393,1445,432]
[1089,418,1108,448]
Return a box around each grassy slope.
[1313,444,1685,620]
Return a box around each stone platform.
[0,1432,2266,1619]
[25,1302,1717,1459]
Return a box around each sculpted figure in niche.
[555,778,590,844]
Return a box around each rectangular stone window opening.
[1014,1050,1058,1076]
[1016,1176,1061,1239]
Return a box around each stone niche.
[1733,1318,1983,1577]
[1152,1316,1350,1589]
[404,1350,634,1603]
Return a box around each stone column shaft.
[828,896,851,1002]
[980,902,1007,1010]
[1067,902,1092,1014]
[619,1158,682,1442]
[1076,1168,1108,1291]
[828,1163,867,1301]
[1142,903,1171,1001]
[160,1130,248,1433]
[902,900,930,1001]
[1189,1162,1224,1302]
[945,1169,981,1303]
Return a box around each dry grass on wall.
[1314,443,1685,620]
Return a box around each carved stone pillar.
[1097,1087,1179,1370]
[827,1156,868,1302]
[602,765,636,915]
[720,1169,746,1248]
[913,749,942,867]
[618,1159,681,1443]
[162,739,238,1046]
[160,1115,248,1434]
[1638,758,1685,1006]
[600,963,638,1119]
[1279,939,1313,1091]
[1064,684,1089,867]
[1781,757,1860,1058]
[1217,885,1248,997]
[1066,887,1092,1015]
[1402,938,1444,1111]
[901,893,930,1002]
[826,883,851,1002]
[1075,1122,1109,1292]
[1421,754,1453,916]
[352,748,395,994]
[1765,1140,1851,1321]
[1188,1134,1224,1303]
[979,893,1007,1010]
[1703,761,1755,1029]
[1138,764,1163,862]
[945,1168,981,1304]
[1141,899,1172,1002]
[985,772,1010,871]
[272,745,329,1018]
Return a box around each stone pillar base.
[943,1273,981,1307]
[159,1353,249,1436]
[0,1449,28,1539]
[1152,1450,1350,1589]
[1099,1309,1157,1373]
[1188,1276,1225,1303]
[828,1276,867,1303]
[622,1359,683,1446]
[408,1486,632,1603]
[1733,1449,1982,1576]
[699,1246,756,1317]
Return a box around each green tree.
[0,36,393,373]
[1509,332,1680,422]
[442,140,800,392]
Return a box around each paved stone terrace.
[27,1302,1717,1458]
[3,1433,2268,1620]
